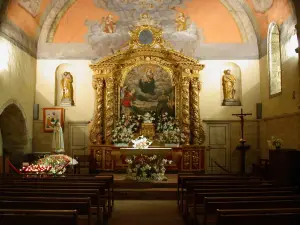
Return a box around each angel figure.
[103,14,116,33]
[176,12,187,32]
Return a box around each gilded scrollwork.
[181,76,190,145]
[89,24,205,146]
[90,78,104,144]
[104,77,115,144]
[190,77,205,145]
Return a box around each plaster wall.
[0,36,36,154]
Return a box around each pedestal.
[140,123,155,138]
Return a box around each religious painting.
[120,64,175,118]
[43,108,64,133]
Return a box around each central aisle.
[108,200,185,225]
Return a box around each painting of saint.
[121,65,175,117]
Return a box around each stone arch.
[220,0,258,44]
[38,0,75,46]
[267,22,282,97]
[0,99,29,167]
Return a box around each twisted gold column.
[190,77,205,144]
[104,77,115,144]
[90,78,104,144]
[181,76,190,144]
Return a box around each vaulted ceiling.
[1,0,296,60]
[6,0,294,43]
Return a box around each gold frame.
[89,25,205,146]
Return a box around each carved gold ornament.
[89,24,205,145]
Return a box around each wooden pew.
[215,208,300,225]
[188,190,297,220]
[0,200,92,225]
[0,178,112,215]
[0,209,79,225]
[178,175,261,210]
[183,186,298,216]
[199,199,300,225]
[0,189,102,225]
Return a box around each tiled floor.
[109,200,185,225]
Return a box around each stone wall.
[0,36,36,155]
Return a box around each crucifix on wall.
[232,108,252,174]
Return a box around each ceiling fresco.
[2,0,296,59]
[85,0,202,58]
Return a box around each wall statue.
[102,14,116,33]
[176,12,187,32]
[60,72,74,106]
[222,69,240,106]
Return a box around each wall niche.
[55,64,76,106]
[220,62,242,106]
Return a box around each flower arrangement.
[142,112,156,123]
[20,154,78,175]
[156,113,185,144]
[132,136,152,149]
[125,154,172,181]
[271,136,283,149]
[112,114,139,144]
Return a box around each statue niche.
[60,72,75,106]
[221,63,242,106]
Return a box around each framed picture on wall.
[43,108,64,133]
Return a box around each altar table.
[119,148,172,157]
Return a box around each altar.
[119,148,172,157]
[88,16,206,173]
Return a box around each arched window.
[267,22,282,97]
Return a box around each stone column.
[104,77,115,144]
[181,76,190,145]
[90,78,104,144]
[190,77,205,145]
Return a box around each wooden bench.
[215,208,300,225]
[0,209,79,225]
[178,175,261,210]
[0,175,114,214]
[183,186,298,216]
[0,189,103,225]
[0,200,93,225]
[198,199,300,225]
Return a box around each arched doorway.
[0,103,28,169]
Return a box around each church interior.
[0,0,300,225]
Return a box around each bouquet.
[125,154,172,181]
[132,136,152,149]
[112,114,139,144]
[156,113,185,144]
[271,136,283,148]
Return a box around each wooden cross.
[232,108,252,140]
[232,108,252,174]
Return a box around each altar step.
[114,188,177,200]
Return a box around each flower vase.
[275,146,281,150]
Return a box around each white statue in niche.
[221,69,241,106]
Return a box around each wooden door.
[206,123,230,173]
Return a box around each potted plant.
[271,136,283,150]
[156,113,185,147]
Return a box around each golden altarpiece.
[88,23,206,172]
